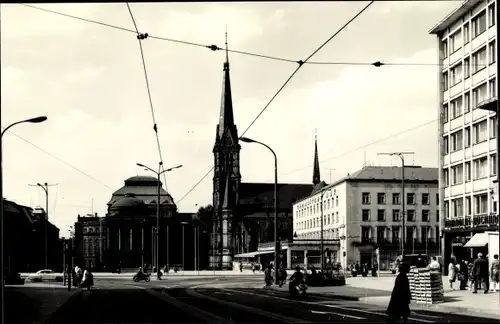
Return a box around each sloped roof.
[344,166,437,182]
[294,166,437,205]
[239,182,312,208]
[311,181,328,195]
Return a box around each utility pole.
[29,182,58,268]
[377,152,414,259]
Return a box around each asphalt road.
[7,281,499,324]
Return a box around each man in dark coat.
[472,252,489,293]
[387,263,411,323]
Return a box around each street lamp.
[478,97,500,233]
[378,152,414,259]
[136,162,182,280]
[240,136,279,284]
[179,221,189,273]
[1,116,47,324]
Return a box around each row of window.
[295,195,340,218]
[361,226,439,244]
[295,189,339,210]
[443,41,496,91]
[443,117,496,154]
[442,78,497,122]
[361,209,437,222]
[441,3,496,58]
[443,193,496,218]
[361,192,437,205]
[83,237,102,257]
[443,154,497,186]
[296,211,341,230]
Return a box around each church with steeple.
[210,33,326,270]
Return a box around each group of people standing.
[72,265,94,289]
[447,253,500,293]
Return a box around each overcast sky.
[1,1,460,236]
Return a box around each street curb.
[358,297,500,320]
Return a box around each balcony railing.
[444,213,499,229]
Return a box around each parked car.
[25,269,63,282]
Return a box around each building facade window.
[422,210,430,222]
[362,209,370,221]
[488,3,495,27]
[463,23,470,44]
[450,64,463,86]
[474,194,488,214]
[377,209,386,221]
[422,193,430,205]
[449,30,462,53]
[452,164,464,185]
[451,129,463,151]
[472,46,487,73]
[407,193,415,205]
[464,57,470,78]
[465,126,471,147]
[362,192,371,204]
[472,10,487,38]
[473,156,488,179]
[473,119,487,143]
[377,193,386,204]
[392,209,400,221]
[407,209,415,222]
[452,198,464,217]
[490,40,496,64]
[392,193,400,204]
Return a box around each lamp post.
[378,152,414,259]
[179,221,189,273]
[240,136,279,284]
[1,116,47,324]
[319,188,327,272]
[478,97,500,233]
[136,162,182,280]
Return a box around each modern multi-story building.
[293,166,440,270]
[430,0,498,267]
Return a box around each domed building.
[74,176,210,270]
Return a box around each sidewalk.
[305,275,500,319]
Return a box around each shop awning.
[234,250,275,258]
[464,233,489,248]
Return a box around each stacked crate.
[409,266,444,304]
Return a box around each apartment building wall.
[346,181,439,269]
[432,0,498,265]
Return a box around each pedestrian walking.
[448,257,458,290]
[386,263,411,323]
[458,259,468,290]
[490,254,499,292]
[472,252,489,294]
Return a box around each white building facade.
[430,0,498,267]
[293,166,440,270]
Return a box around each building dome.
[110,193,145,210]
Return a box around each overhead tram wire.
[126,3,169,191]
[1,128,114,190]
[177,1,375,204]
[283,118,438,177]
[19,3,475,69]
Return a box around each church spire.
[313,129,321,186]
[217,26,235,139]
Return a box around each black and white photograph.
[1,1,499,323]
